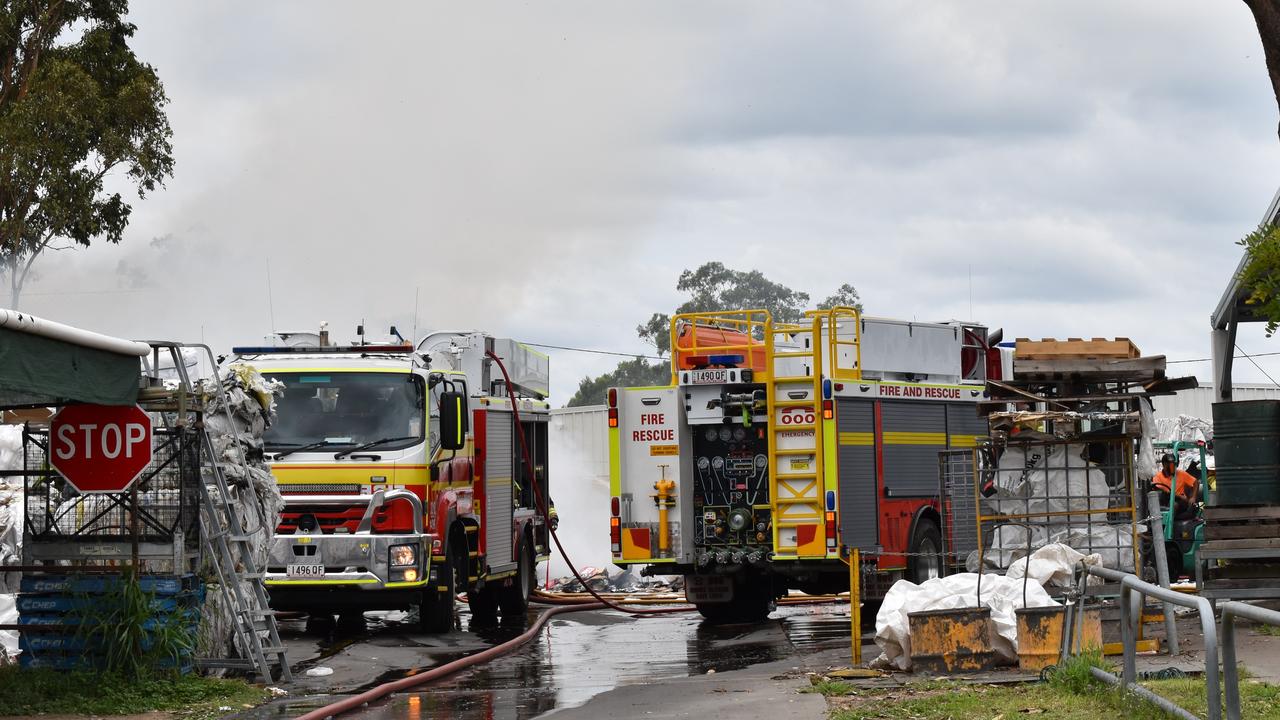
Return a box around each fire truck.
[608,308,1001,622]
[231,328,552,631]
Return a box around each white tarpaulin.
[874,573,1058,670]
[875,543,1096,670]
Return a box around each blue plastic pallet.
[20,574,199,596]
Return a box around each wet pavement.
[238,601,868,720]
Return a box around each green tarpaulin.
[0,326,140,407]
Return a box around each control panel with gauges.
[691,422,772,552]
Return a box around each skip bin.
[1015,606,1102,671]
[907,607,999,673]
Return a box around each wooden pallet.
[1205,505,1280,541]
[1015,338,1140,360]
[1012,355,1165,383]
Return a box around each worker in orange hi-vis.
[1153,453,1199,519]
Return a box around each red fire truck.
[232,329,551,631]
[608,308,1003,622]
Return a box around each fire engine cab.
[608,308,1002,622]
[232,328,551,631]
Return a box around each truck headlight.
[390,544,417,567]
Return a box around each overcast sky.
[16,2,1280,400]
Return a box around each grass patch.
[824,653,1280,720]
[1254,622,1280,637]
[0,666,268,718]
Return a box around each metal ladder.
[766,317,827,558]
[150,342,292,683]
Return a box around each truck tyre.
[420,551,459,634]
[498,544,534,622]
[907,519,943,585]
[696,577,773,625]
[468,584,499,628]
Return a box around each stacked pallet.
[17,574,204,671]
[1199,506,1280,598]
[1013,338,1165,384]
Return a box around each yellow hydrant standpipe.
[653,465,676,557]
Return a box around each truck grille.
[282,484,364,495]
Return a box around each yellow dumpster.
[907,607,999,673]
[1015,606,1102,671]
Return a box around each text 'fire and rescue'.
[879,385,962,399]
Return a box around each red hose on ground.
[486,350,696,617]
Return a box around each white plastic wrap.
[0,426,18,663]
[1155,414,1213,445]
[990,444,1110,522]
[874,573,1058,670]
[196,366,284,661]
[1137,397,1157,482]
[1004,543,1102,588]
[0,593,14,663]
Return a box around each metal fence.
[938,449,980,567]
[977,438,1139,575]
[23,425,200,542]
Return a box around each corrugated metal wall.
[1151,383,1280,421]
[549,406,609,484]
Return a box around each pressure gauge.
[712,456,724,470]
[704,427,718,442]
[719,427,733,442]
[733,427,746,441]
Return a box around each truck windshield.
[262,372,425,453]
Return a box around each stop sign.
[49,405,153,494]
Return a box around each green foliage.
[1237,224,1280,336]
[0,666,266,718]
[574,262,862,404]
[566,356,669,407]
[1046,649,1108,695]
[817,283,863,312]
[73,568,194,679]
[637,262,817,354]
[0,0,174,307]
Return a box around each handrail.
[1222,601,1280,720]
[668,309,773,383]
[1086,565,1219,720]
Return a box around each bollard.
[1146,490,1180,654]
[849,548,861,665]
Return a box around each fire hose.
[293,353,848,719]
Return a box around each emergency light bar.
[683,354,745,367]
[232,344,414,354]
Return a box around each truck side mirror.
[439,391,468,450]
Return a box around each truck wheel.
[498,545,534,622]
[696,578,773,625]
[419,553,458,634]
[695,602,734,623]
[468,585,499,628]
[907,519,943,585]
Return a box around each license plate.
[690,368,730,385]
[286,563,325,579]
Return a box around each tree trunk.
[1244,0,1280,141]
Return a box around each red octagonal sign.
[50,405,153,494]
